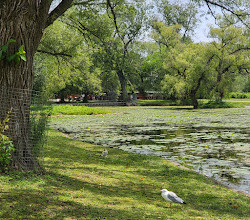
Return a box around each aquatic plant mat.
[50,106,250,194]
[0,129,249,219]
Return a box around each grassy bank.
[0,129,249,219]
[52,105,110,115]
[31,104,110,116]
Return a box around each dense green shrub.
[199,100,244,109]
[0,135,14,173]
[243,79,250,92]
[0,109,15,173]
[137,99,193,106]
[227,92,250,99]
[30,111,51,159]
[30,103,52,164]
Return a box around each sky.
[193,12,216,43]
[50,0,218,43]
[50,0,62,12]
[191,4,221,43]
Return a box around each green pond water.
[50,106,250,194]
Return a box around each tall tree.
[129,41,165,98]
[208,23,250,99]
[65,0,146,102]
[0,0,74,170]
[161,42,215,109]
[35,19,102,102]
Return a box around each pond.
[50,106,250,194]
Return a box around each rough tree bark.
[117,70,128,102]
[0,0,73,170]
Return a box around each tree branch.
[204,0,248,15]
[37,49,72,57]
[66,20,93,44]
[205,1,217,22]
[64,17,108,53]
[106,0,124,43]
[192,54,215,93]
[77,21,101,40]
[203,0,250,28]
[73,0,105,6]
[230,47,250,55]
[46,0,74,28]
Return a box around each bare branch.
[205,1,217,24]
[37,49,72,57]
[157,40,169,48]
[204,0,245,15]
[203,0,250,28]
[46,0,74,28]
[73,0,105,6]
[106,0,124,43]
[65,19,93,44]
[78,21,100,40]
[221,9,234,25]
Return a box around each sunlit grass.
[0,129,249,219]
[31,104,110,116]
[51,105,110,115]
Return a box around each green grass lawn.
[31,104,110,116]
[51,105,110,115]
[0,129,249,219]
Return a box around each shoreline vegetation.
[31,98,250,117]
[137,99,249,108]
[0,129,249,219]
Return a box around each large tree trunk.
[190,92,198,109]
[0,1,50,170]
[138,76,147,99]
[117,70,128,102]
[83,92,89,103]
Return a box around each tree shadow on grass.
[2,163,249,219]
[0,188,157,220]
